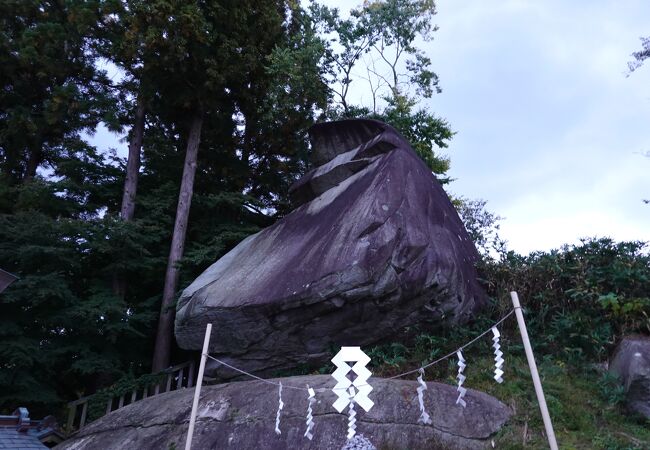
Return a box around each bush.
[482,238,650,361]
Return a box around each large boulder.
[175,119,486,377]
[55,375,511,450]
[609,335,650,418]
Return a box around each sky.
[427,0,650,254]
[90,0,650,255]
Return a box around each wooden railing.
[65,360,195,434]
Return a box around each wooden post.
[66,405,75,434]
[187,361,195,388]
[184,323,212,450]
[79,402,88,429]
[176,366,184,390]
[511,291,559,450]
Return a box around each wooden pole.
[184,323,212,450]
[66,405,75,434]
[510,291,558,450]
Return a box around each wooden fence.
[65,360,195,434]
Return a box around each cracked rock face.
[55,375,510,450]
[175,119,486,377]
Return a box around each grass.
[472,355,649,449]
[365,332,650,450]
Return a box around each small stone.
[342,434,376,450]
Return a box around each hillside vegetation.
[364,238,650,449]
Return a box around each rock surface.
[55,375,511,450]
[609,335,650,418]
[175,119,486,377]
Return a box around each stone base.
[56,375,511,450]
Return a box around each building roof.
[0,408,63,449]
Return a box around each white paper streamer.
[347,386,357,440]
[274,382,284,435]
[456,350,467,408]
[492,327,504,383]
[304,386,315,440]
[331,347,374,413]
[416,368,432,424]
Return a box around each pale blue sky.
[427,0,650,253]
[90,0,650,254]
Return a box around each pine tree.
[0,0,115,183]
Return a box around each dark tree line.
[0,0,452,415]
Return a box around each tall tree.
[95,0,155,299]
[0,0,114,183]
[236,5,330,214]
[96,1,155,222]
[312,0,453,179]
[152,112,203,371]
[0,144,152,416]
[146,0,318,371]
[120,100,146,220]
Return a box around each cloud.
[425,0,650,252]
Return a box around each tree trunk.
[151,112,203,373]
[120,97,146,221]
[23,147,41,182]
[112,96,146,299]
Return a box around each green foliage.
[598,372,627,407]
[0,0,330,417]
[369,95,453,180]
[313,0,440,106]
[312,0,454,177]
[483,238,650,361]
[455,197,507,258]
[0,175,155,416]
[358,238,649,446]
[0,0,116,182]
[365,338,650,448]
[367,343,408,368]
[480,356,650,449]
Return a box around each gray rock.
[175,119,486,377]
[341,434,376,450]
[609,335,650,418]
[55,375,511,450]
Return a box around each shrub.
[481,238,650,361]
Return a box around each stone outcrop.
[609,335,650,418]
[175,119,486,377]
[55,375,511,450]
